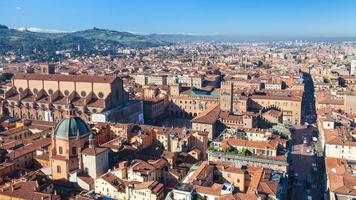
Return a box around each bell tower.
[220,81,234,113]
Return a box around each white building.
[172,183,194,200]
[82,136,109,179]
[351,60,356,75]
[147,75,167,85]
[135,74,148,85]
[264,82,282,90]
[95,173,124,199]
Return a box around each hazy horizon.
[1,0,356,38]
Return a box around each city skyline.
[1,1,356,200]
[1,0,356,37]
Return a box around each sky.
[0,0,356,37]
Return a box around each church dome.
[54,116,91,139]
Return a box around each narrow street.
[289,73,324,200]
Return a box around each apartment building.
[325,157,356,200]
[172,161,284,200]
[208,128,289,173]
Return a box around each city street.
[289,73,324,200]
[290,126,324,200]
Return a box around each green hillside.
[0,25,170,61]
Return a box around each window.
[98,92,104,98]
[72,147,77,155]
[81,91,87,97]
[57,165,61,173]
[59,146,63,154]
[64,90,70,96]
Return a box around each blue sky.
[0,0,356,37]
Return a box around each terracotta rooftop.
[14,72,117,84]
[325,157,356,197]
[191,103,220,124]
[0,180,60,200]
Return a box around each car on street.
[312,137,318,142]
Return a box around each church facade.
[1,64,143,123]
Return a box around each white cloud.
[15,6,22,10]
[16,27,73,33]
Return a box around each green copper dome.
[54,116,90,139]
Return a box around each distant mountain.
[147,33,222,43]
[146,33,270,43]
[0,25,170,61]
[147,33,356,43]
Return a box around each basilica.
[1,64,143,123]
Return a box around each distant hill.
[147,33,356,43]
[147,33,220,43]
[146,33,262,43]
[0,25,170,61]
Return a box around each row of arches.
[5,106,90,122]
[170,111,197,119]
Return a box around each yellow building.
[49,106,91,180]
